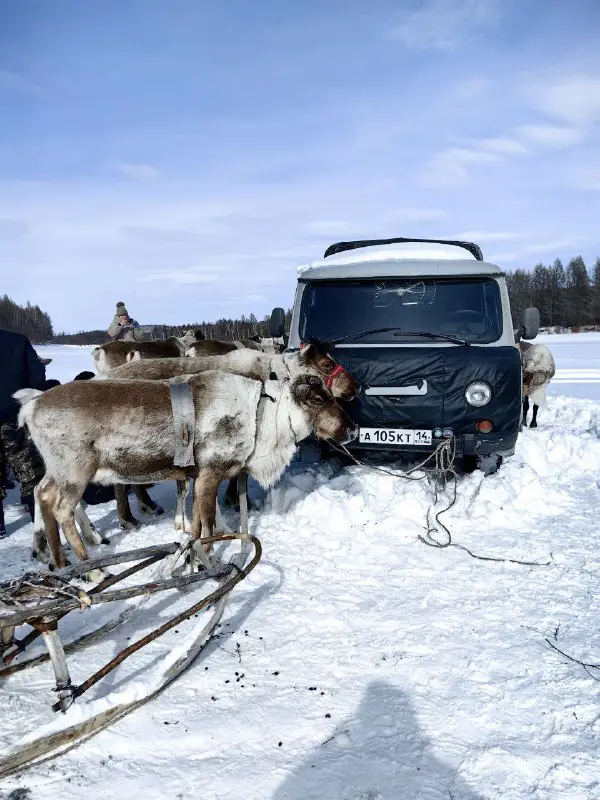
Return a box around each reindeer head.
[291,375,358,444]
[179,330,204,349]
[299,341,359,401]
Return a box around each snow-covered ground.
[537,332,600,403]
[1,336,600,800]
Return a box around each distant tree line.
[53,310,294,345]
[0,295,53,343]
[506,256,600,330]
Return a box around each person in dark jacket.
[0,329,47,425]
[0,329,47,537]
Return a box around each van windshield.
[299,278,503,344]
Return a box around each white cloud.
[524,238,586,254]
[390,0,499,51]
[517,124,584,149]
[116,162,160,181]
[529,73,600,126]
[420,115,587,187]
[419,146,501,187]
[479,136,529,156]
[454,230,526,243]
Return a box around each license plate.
[359,427,432,446]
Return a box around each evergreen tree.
[548,258,567,327]
[0,295,54,342]
[565,256,591,327]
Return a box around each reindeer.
[92,330,205,374]
[106,343,358,399]
[15,372,357,576]
[104,342,360,510]
[184,339,264,357]
[518,341,556,428]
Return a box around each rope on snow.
[330,438,553,567]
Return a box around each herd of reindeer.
[14,329,360,584]
[8,328,552,587]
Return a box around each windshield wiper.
[331,327,408,344]
[331,327,469,346]
[393,331,470,346]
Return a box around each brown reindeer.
[105,342,360,509]
[92,330,205,374]
[15,373,357,575]
[184,338,263,357]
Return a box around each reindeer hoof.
[530,421,537,429]
[101,537,110,545]
[120,518,142,531]
[140,503,164,517]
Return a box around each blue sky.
[1,0,599,333]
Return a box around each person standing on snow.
[0,328,47,538]
[107,301,140,341]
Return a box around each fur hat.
[116,301,129,317]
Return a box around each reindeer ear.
[293,381,312,403]
[308,337,332,355]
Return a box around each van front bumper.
[348,429,519,458]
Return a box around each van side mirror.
[521,307,539,340]
[270,307,286,338]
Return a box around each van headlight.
[465,381,492,407]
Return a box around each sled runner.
[0,477,259,779]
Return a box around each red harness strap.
[325,363,345,388]
[299,342,347,387]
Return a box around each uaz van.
[270,237,539,469]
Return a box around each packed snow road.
[1,339,600,800]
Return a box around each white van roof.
[298,243,503,280]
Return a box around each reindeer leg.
[174,479,191,532]
[134,484,164,517]
[53,484,106,583]
[34,479,69,569]
[115,484,142,530]
[74,502,109,546]
[530,403,539,428]
[522,395,529,427]
[190,468,222,569]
